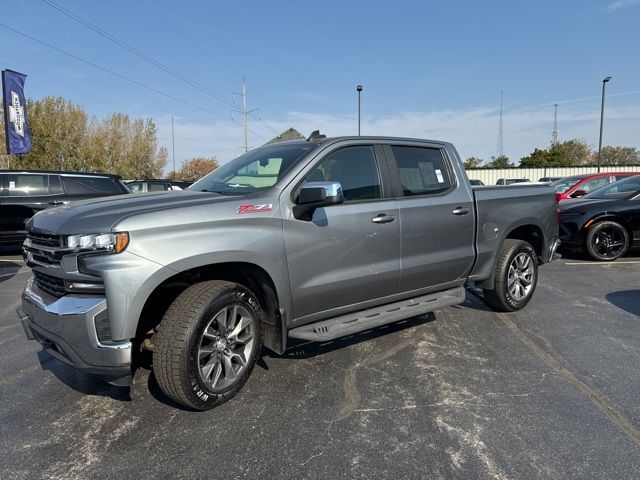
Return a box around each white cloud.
[602,0,640,13]
[157,101,640,171]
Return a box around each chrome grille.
[33,271,66,298]
[27,231,62,248]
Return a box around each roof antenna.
[307,130,326,142]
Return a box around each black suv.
[0,170,129,245]
[125,179,192,193]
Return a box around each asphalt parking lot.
[1,248,640,479]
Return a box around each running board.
[288,286,465,342]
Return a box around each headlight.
[65,232,129,254]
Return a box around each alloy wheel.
[197,304,255,392]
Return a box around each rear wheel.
[153,280,263,410]
[585,221,629,261]
[483,239,538,312]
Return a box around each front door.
[282,144,401,324]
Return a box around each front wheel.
[153,280,264,410]
[483,239,538,312]
[585,221,629,261]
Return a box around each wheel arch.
[135,261,286,355]
[475,222,544,290]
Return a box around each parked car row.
[0,170,129,245]
[0,171,194,245]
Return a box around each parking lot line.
[564,261,640,265]
[497,312,640,449]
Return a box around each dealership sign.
[2,69,32,155]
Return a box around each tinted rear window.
[6,173,49,196]
[62,176,125,195]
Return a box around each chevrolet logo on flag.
[9,90,25,137]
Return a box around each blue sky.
[1,0,639,168]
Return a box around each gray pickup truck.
[18,133,559,410]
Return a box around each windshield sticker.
[435,169,445,183]
[237,204,273,214]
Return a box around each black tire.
[585,221,629,261]
[153,280,264,410]
[483,239,538,312]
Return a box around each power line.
[137,0,281,137]
[0,22,234,121]
[40,0,238,110]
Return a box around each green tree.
[485,155,514,168]
[551,139,593,166]
[463,156,483,169]
[599,146,640,165]
[519,139,593,167]
[1,97,167,177]
[13,97,88,170]
[177,156,219,181]
[520,148,550,167]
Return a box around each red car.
[552,172,640,201]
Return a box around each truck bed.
[469,184,558,285]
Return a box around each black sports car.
[559,175,640,261]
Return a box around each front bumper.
[18,277,132,386]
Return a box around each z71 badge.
[237,204,273,214]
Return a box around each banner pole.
[1,70,11,162]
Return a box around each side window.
[127,182,142,193]
[148,182,167,192]
[62,176,124,195]
[6,174,49,196]
[391,146,452,196]
[581,177,610,193]
[307,146,382,201]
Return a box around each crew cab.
[17,134,559,410]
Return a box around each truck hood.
[27,190,237,234]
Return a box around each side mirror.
[571,189,587,198]
[293,182,343,220]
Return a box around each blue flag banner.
[2,69,32,155]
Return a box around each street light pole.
[357,85,363,135]
[597,76,612,173]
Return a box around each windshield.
[551,176,583,193]
[189,143,317,194]
[584,175,640,200]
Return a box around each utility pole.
[497,91,504,156]
[234,79,257,153]
[552,104,558,145]
[242,79,248,152]
[171,114,176,175]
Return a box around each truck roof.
[0,169,123,178]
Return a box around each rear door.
[386,144,475,292]
[282,144,401,324]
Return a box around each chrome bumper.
[18,277,132,385]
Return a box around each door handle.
[48,201,64,206]
[452,207,470,215]
[372,214,396,224]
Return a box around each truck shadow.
[36,350,131,402]
[0,261,23,284]
[606,290,640,317]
